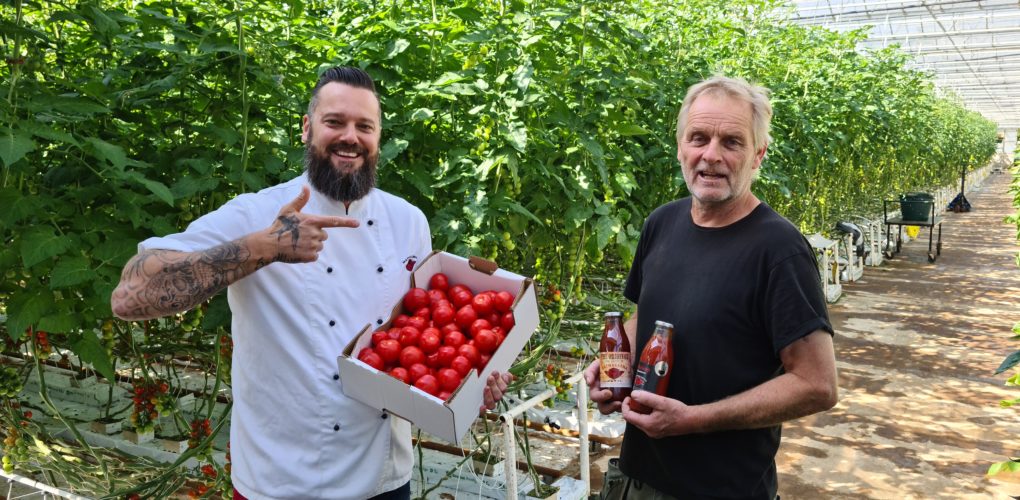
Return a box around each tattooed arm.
[111,186,359,321]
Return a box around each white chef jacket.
[140,173,432,499]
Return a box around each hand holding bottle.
[622,390,695,439]
[584,359,624,415]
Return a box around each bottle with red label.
[630,320,674,414]
[598,311,632,402]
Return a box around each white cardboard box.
[337,251,540,444]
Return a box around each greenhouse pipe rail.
[500,371,589,500]
[480,412,622,446]
[2,470,90,500]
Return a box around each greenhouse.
[1,0,1019,498]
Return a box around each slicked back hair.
[307,66,379,116]
[675,76,772,151]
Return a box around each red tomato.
[393,314,410,328]
[428,273,450,291]
[387,328,401,340]
[455,305,478,330]
[436,346,457,367]
[500,312,515,331]
[469,319,493,337]
[440,323,461,336]
[493,291,514,313]
[472,294,494,315]
[432,306,455,327]
[419,329,442,354]
[398,326,421,347]
[457,344,480,367]
[450,355,473,377]
[371,330,388,347]
[425,352,440,368]
[427,289,448,307]
[442,330,466,349]
[414,306,431,318]
[414,374,440,396]
[478,354,491,369]
[474,329,498,354]
[449,284,472,297]
[438,390,453,401]
[376,339,402,364]
[408,363,430,383]
[399,346,426,368]
[389,367,410,384]
[437,368,462,392]
[403,288,430,312]
[451,290,473,309]
[358,350,384,371]
[406,315,428,332]
[358,347,375,358]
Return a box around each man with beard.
[111,67,512,500]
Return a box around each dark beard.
[305,137,378,204]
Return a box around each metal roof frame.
[789,0,1020,132]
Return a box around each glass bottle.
[630,320,674,414]
[598,312,632,402]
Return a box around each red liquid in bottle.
[598,312,632,402]
[630,321,674,414]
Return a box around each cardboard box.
[337,251,540,444]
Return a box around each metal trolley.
[882,199,944,263]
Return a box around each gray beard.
[304,140,378,204]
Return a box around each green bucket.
[899,192,934,221]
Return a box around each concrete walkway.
[777,171,1020,499]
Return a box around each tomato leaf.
[70,331,116,382]
[50,256,93,289]
[21,227,73,268]
[0,129,36,167]
[995,351,1020,374]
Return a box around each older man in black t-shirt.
[584,76,838,500]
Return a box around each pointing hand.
[267,186,359,263]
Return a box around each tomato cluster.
[357,273,516,400]
[2,406,32,473]
[32,330,52,357]
[129,379,171,433]
[188,418,211,450]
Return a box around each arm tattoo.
[271,215,302,251]
[118,241,253,319]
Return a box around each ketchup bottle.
[630,321,674,414]
[598,312,632,402]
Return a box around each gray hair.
[675,76,773,151]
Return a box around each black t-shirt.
[620,198,833,499]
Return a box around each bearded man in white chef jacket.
[112,66,512,500]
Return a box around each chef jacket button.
[381,413,388,419]
[376,318,384,325]
[333,373,340,380]
[376,266,384,273]
[368,219,375,226]
[327,267,333,273]
[329,320,336,327]
[333,424,340,431]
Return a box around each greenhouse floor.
[774,170,1020,499]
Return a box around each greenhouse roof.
[790,0,1020,132]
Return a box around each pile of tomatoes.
[357,272,516,400]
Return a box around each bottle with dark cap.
[630,320,674,414]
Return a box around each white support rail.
[500,371,589,500]
[1,470,91,500]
